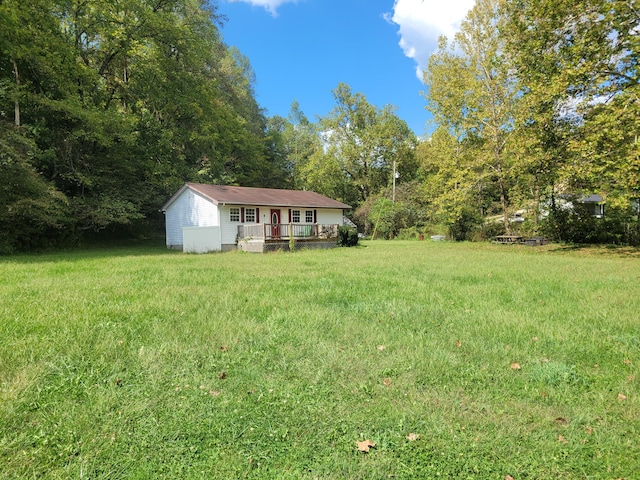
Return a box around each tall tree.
[423,0,520,233]
[281,101,321,190]
[306,83,417,208]
[0,0,276,248]
[503,0,640,206]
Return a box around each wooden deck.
[493,235,524,244]
[238,223,339,241]
[493,235,548,246]
[237,223,340,252]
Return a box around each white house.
[540,193,606,219]
[161,183,351,253]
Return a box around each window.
[245,208,256,223]
[305,210,314,223]
[292,210,301,223]
[230,207,240,222]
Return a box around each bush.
[396,226,422,240]
[476,221,506,241]
[448,209,481,241]
[337,226,359,247]
[540,200,640,245]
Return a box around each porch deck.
[237,223,339,252]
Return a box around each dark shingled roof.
[163,183,351,210]
[580,194,604,203]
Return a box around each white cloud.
[229,0,298,16]
[387,0,476,82]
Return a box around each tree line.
[421,0,639,244]
[1,0,638,252]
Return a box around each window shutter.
[288,209,292,223]
[314,210,317,223]
[256,208,260,223]
[241,207,245,223]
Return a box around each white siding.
[219,205,271,246]
[165,190,219,247]
[182,226,221,253]
[316,209,343,225]
[219,205,242,246]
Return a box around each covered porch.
[237,223,340,252]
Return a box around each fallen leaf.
[585,426,593,435]
[510,362,521,370]
[115,378,122,387]
[617,393,627,401]
[357,440,376,453]
[219,371,227,380]
[456,340,462,348]
[623,359,632,365]
[555,417,568,426]
[383,377,391,387]
[209,390,221,397]
[220,345,228,352]
[532,336,539,342]
[505,476,515,480]
[377,345,386,351]
[406,433,420,441]
[558,434,568,444]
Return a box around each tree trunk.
[12,59,20,127]
[533,181,540,235]
[499,175,510,234]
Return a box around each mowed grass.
[0,241,638,479]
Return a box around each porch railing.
[238,223,339,241]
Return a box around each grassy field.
[1,241,639,479]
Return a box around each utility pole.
[392,161,397,203]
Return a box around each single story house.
[541,193,605,219]
[161,183,351,253]
[578,194,605,218]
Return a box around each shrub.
[448,209,481,241]
[337,226,359,247]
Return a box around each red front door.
[270,209,280,238]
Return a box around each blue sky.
[217,0,475,137]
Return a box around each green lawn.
[1,241,638,479]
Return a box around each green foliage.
[477,220,506,241]
[541,199,640,246]
[336,225,359,247]
[299,83,418,208]
[502,0,640,237]
[0,122,71,252]
[448,207,482,241]
[368,197,399,239]
[0,0,289,250]
[422,0,520,234]
[416,0,639,246]
[357,181,428,238]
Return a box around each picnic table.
[493,235,524,244]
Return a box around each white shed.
[161,183,351,252]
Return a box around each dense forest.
[1,0,638,252]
